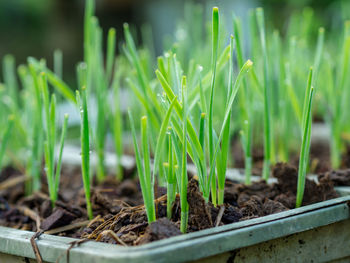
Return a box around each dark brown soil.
[319,169,350,186]
[76,163,338,245]
[0,165,139,234]
[312,145,350,186]
[187,179,213,231]
[0,161,342,246]
[137,218,182,245]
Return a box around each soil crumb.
[41,208,77,231]
[187,179,213,231]
[137,218,181,245]
[319,169,350,186]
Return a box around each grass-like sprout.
[26,61,44,193]
[123,23,162,134]
[123,24,148,95]
[87,16,108,183]
[140,116,154,222]
[216,35,234,205]
[155,9,252,212]
[198,112,207,201]
[129,111,156,223]
[271,29,298,164]
[187,46,230,111]
[296,68,315,208]
[328,22,350,168]
[151,96,177,185]
[233,16,253,185]
[2,59,29,167]
[208,7,219,206]
[155,71,204,175]
[40,73,69,207]
[155,44,234,204]
[256,8,274,181]
[76,86,93,220]
[27,57,76,103]
[180,76,188,233]
[3,55,19,108]
[207,60,253,208]
[312,27,325,85]
[0,115,14,170]
[111,64,124,181]
[106,28,116,83]
[83,0,120,182]
[128,94,176,223]
[109,54,124,182]
[248,10,258,63]
[156,69,209,209]
[165,128,176,219]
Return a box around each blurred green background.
[0,0,348,86]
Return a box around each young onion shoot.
[40,73,69,207]
[208,7,219,206]
[256,8,274,181]
[76,87,93,220]
[129,111,156,223]
[296,68,315,208]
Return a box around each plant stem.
[165,130,177,219]
[152,97,177,184]
[28,57,76,103]
[332,29,350,168]
[296,77,314,208]
[140,116,156,222]
[112,68,124,181]
[166,128,176,219]
[27,62,43,194]
[156,70,204,163]
[208,7,219,206]
[199,113,209,201]
[3,55,19,108]
[0,115,14,170]
[217,35,234,205]
[180,76,188,233]
[53,114,69,203]
[77,88,93,219]
[256,8,273,181]
[233,16,252,185]
[106,28,116,83]
[41,72,57,207]
[206,60,253,200]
